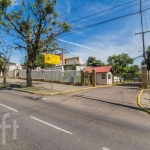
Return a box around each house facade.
[86,66,114,85]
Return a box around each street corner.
[137,89,150,114]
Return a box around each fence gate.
[83,72,92,86]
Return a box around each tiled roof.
[86,66,112,73]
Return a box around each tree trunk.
[26,67,32,87]
[2,69,7,85]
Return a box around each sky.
[1,0,150,66]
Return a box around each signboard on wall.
[45,54,60,65]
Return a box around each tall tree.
[24,53,52,69]
[108,53,133,77]
[0,37,12,84]
[0,0,71,87]
[87,56,105,66]
[128,65,140,80]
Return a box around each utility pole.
[135,0,150,63]
[140,0,146,64]
[135,0,149,89]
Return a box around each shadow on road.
[74,95,141,111]
[114,82,141,88]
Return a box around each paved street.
[0,85,150,150]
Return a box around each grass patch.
[0,83,43,91]
[22,86,43,91]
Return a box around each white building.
[86,66,114,85]
[57,54,85,71]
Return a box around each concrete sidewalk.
[0,78,87,92]
[0,78,108,95]
[140,89,150,112]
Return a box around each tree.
[0,0,71,87]
[128,65,140,80]
[87,56,105,66]
[72,64,76,70]
[107,53,133,77]
[24,53,52,69]
[125,65,141,81]
[0,37,12,84]
[145,46,150,71]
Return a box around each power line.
[73,0,143,23]
[4,6,150,43]
[73,0,149,28]
[60,0,95,16]
[59,7,150,38]
[69,0,138,23]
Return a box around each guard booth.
[83,66,114,86]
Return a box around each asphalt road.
[0,85,150,150]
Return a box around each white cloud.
[65,0,71,14]
[57,38,105,53]
[67,30,150,66]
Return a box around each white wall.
[96,72,112,85]
[19,69,81,83]
[79,57,85,65]
[114,76,120,82]
[66,57,85,65]
[76,66,85,71]
[107,72,112,85]
[66,58,79,65]
[96,73,107,85]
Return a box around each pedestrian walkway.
[0,78,88,92]
[0,78,111,96]
[140,90,150,111]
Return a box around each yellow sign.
[45,54,60,65]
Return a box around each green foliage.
[0,0,12,10]
[0,0,71,86]
[0,57,4,71]
[108,53,133,77]
[87,56,105,67]
[24,54,52,69]
[72,64,76,70]
[123,65,140,80]
[145,46,150,70]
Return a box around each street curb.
[0,85,112,96]
[137,89,150,114]
[32,85,112,96]
[0,87,34,94]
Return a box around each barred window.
[102,74,105,79]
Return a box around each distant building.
[58,54,85,71]
[6,63,22,78]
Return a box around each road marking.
[30,116,73,135]
[0,103,18,112]
[102,147,111,150]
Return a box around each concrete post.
[81,71,84,86]
[92,69,96,87]
[142,65,148,89]
[112,74,114,84]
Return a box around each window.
[102,74,105,79]
[108,74,111,79]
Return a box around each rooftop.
[86,66,113,73]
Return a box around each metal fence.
[60,70,81,83]
[18,69,81,84]
[147,71,150,88]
